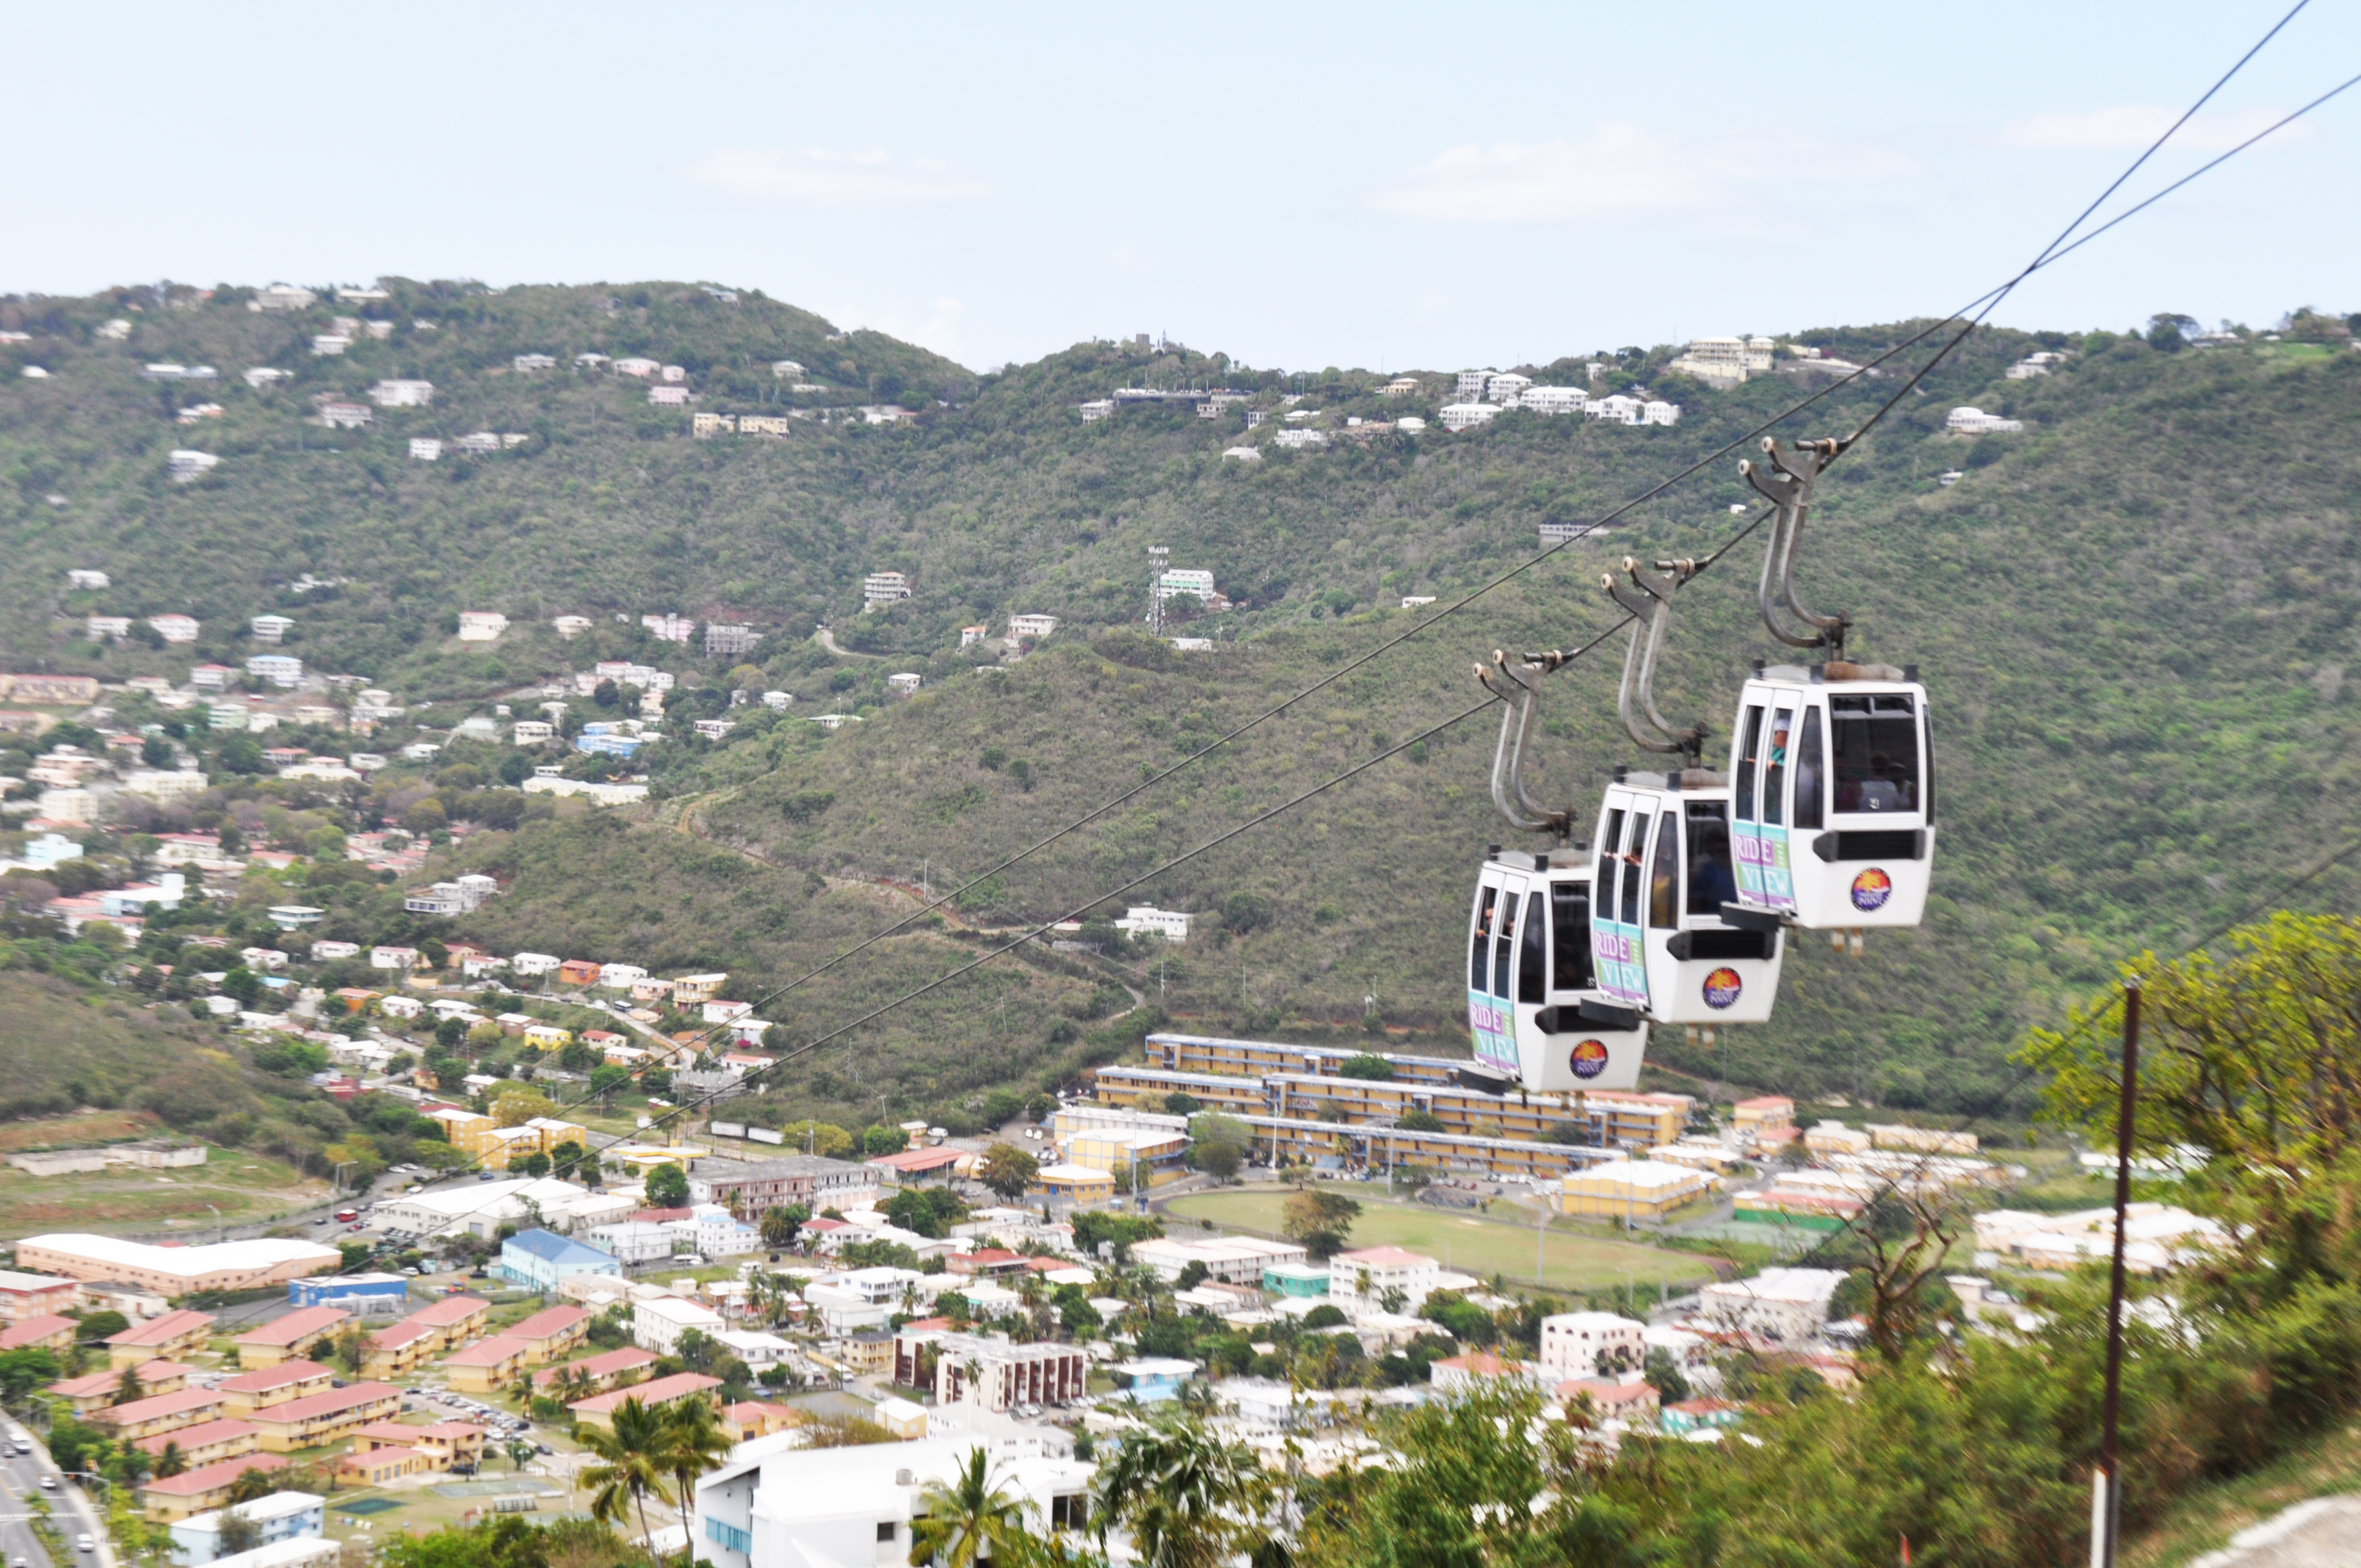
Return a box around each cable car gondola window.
[1763,708,1794,826]
[1494,893,1519,998]
[1831,694,1922,814]
[1921,708,1936,824]
[1619,813,1647,928]
[1795,707,1826,831]
[1551,882,1595,990]
[1734,705,1765,821]
[1597,809,1625,919]
[1688,801,1738,913]
[1470,887,1498,991]
[1517,891,1548,1003]
[1649,813,1681,928]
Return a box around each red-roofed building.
[46,1360,196,1415]
[1557,1377,1662,1426]
[138,1453,289,1522]
[1,1313,78,1354]
[568,1371,721,1429]
[945,1249,1029,1277]
[219,1360,335,1415]
[105,1307,214,1368]
[86,1387,225,1441]
[230,1305,349,1368]
[408,1293,491,1345]
[0,1271,77,1322]
[1429,1352,1542,1392]
[532,1346,657,1395]
[339,1445,432,1485]
[504,1304,590,1365]
[444,1334,532,1393]
[352,1420,485,1470]
[720,1399,799,1440]
[244,1380,402,1450]
[134,1418,258,1468]
[868,1146,964,1177]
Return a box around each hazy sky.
[8,1,2354,371]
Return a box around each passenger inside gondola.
[1688,818,1738,912]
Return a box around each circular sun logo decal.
[1570,1039,1610,1079]
[1702,967,1744,1009]
[1851,868,1893,912]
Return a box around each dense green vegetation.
[4,281,2360,1127]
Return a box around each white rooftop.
[23,1234,339,1281]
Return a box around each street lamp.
[206,1203,222,1244]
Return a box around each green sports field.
[1161,1185,1725,1293]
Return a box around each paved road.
[2189,1496,2361,1567]
[0,1416,112,1568]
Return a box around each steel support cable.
[426,25,2353,1184]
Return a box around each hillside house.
[316,401,371,429]
[1947,406,2024,435]
[246,655,302,688]
[67,569,109,589]
[886,673,921,695]
[739,414,790,437]
[771,360,805,377]
[1485,372,1532,404]
[692,412,736,438]
[556,959,602,987]
[692,719,737,740]
[960,625,987,648]
[705,623,761,657]
[253,284,316,311]
[862,571,911,611]
[309,335,350,356]
[649,385,689,406]
[574,352,609,369]
[86,616,131,639]
[513,720,554,744]
[1438,403,1498,432]
[1007,613,1058,639]
[1667,335,1775,388]
[1642,400,1680,426]
[410,438,442,461]
[2008,351,2067,378]
[642,613,694,644]
[1455,369,1498,399]
[612,357,661,379]
[550,615,592,639]
[457,611,508,641]
[369,380,433,408]
[150,614,200,643]
[167,452,220,483]
[659,365,686,382]
[1589,394,1642,425]
[243,368,290,389]
[510,952,559,979]
[454,432,501,455]
[514,353,557,371]
[369,945,419,972]
[1382,376,1421,396]
[250,615,296,644]
[671,973,727,1005]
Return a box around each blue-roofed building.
[1108,1357,1198,1404]
[287,1272,411,1312]
[575,733,643,758]
[499,1228,623,1292]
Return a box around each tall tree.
[1091,1414,1268,1568]
[577,1397,670,1552]
[909,1447,1033,1567]
[657,1397,736,1567]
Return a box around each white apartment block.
[150,614,200,642]
[1642,400,1680,426]
[1114,906,1190,940]
[250,615,296,645]
[1484,371,1532,404]
[1439,403,1499,432]
[1272,429,1326,449]
[1516,386,1588,416]
[862,572,911,611]
[252,284,316,311]
[168,451,220,482]
[886,672,921,695]
[68,570,109,589]
[649,385,689,406]
[1328,1246,1440,1312]
[457,611,508,642]
[2006,352,2066,378]
[369,380,434,407]
[512,721,554,744]
[1156,569,1216,603]
[1667,335,1775,388]
[1589,395,1642,425]
[1007,613,1058,639]
[633,1293,725,1355]
[612,358,661,379]
[1455,369,1498,400]
[1946,406,2025,435]
[514,353,557,371]
[86,616,131,639]
[246,655,302,688]
[1538,1311,1647,1382]
[410,439,443,461]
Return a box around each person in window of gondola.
[1689,819,1739,912]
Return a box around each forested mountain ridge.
[4,277,2357,1130]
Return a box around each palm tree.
[658,1398,736,1567]
[909,1447,1031,1567]
[576,1397,670,1552]
[505,1440,534,1473]
[113,1366,145,1405]
[153,1441,186,1479]
[1092,1415,1266,1568]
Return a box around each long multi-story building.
[17,1235,337,1293]
[689,1155,878,1215]
[244,1382,402,1451]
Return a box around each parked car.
[39,1476,57,1492]
[74,1535,93,1554]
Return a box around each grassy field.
[0,1136,330,1241]
[1162,1185,1728,1293]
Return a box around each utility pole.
[1147,545,1169,636]
[2094,979,2141,1568]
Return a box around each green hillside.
[4,280,2359,1130]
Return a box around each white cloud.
[1370,123,1907,222]
[689,148,987,206]
[2000,105,2313,152]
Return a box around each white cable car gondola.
[1461,653,1650,1093]
[1586,559,1785,1038]
[1727,437,1937,949]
